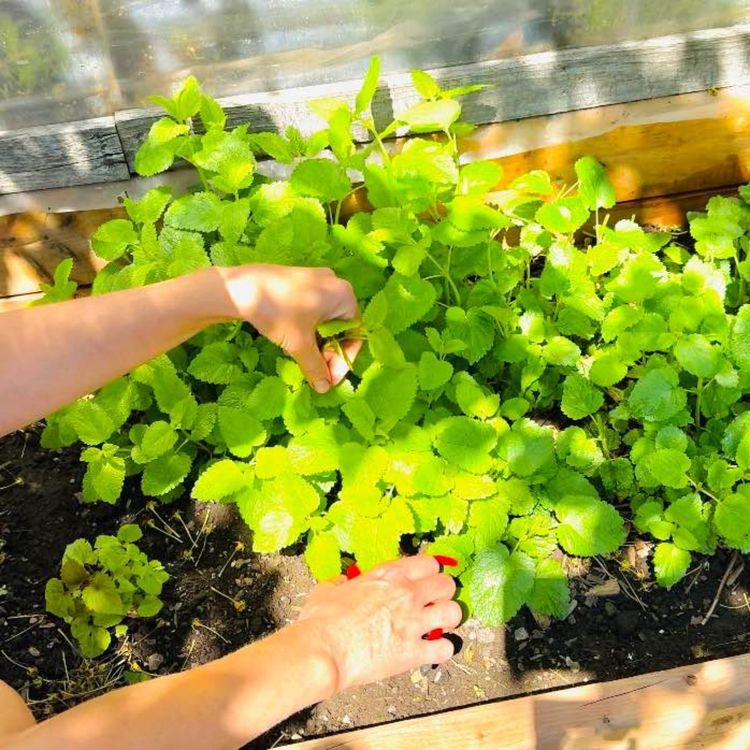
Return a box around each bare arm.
[0,264,360,438]
[2,557,461,750]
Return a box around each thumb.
[288,334,332,393]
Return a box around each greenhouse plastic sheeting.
[2,0,750,130]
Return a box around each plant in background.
[40,58,750,628]
[45,525,168,658]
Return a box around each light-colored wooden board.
[286,654,750,750]
[115,23,750,171]
[0,117,129,196]
[0,210,115,297]
[465,85,750,203]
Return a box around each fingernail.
[345,563,361,580]
[434,555,459,567]
[424,628,444,641]
[314,379,331,393]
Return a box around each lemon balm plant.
[41,59,750,627]
[45,525,169,658]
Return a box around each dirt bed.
[0,428,748,748]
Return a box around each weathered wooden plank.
[116,23,750,170]
[287,654,750,749]
[0,117,129,196]
[0,210,116,296]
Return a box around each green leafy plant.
[45,525,168,657]
[42,59,750,626]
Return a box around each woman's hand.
[297,556,462,692]
[215,264,361,393]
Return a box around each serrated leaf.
[399,99,461,133]
[141,453,192,497]
[370,273,437,334]
[731,305,750,371]
[555,495,626,556]
[561,375,603,421]
[433,416,497,474]
[628,366,686,423]
[640,449,691,489]
[355,55,381,113]
[117,524,143,543]
[497,419,555,478]
[359,363,418,429]
[674,334,721,378]
[290,159,350,202]
[653,542,691,589]
[192,459,248,501]
[131,421,177,464]
[536,197,589,235]
[91,219,138,261]
[528,558,571,617]
[305,531,341,580]
[575,156,615,211]
[465,545,535,625]
[714,489,750,552]
[418,351,453,391]
[188,342,244,384]
[218,406,266,458]
[164,192,223,232]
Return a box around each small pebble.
[28,647,40,658]
[147,653,164,671]
[514,627,529,642]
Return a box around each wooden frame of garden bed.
[3,22,750,195]
[284,653,750,749]
[4,81,750,308]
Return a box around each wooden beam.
[115,23,750,171]
[286,654,750,750]
[8,83,750,299]
[0,117,129,196]
[466,85,750,203]
[0,210,115,297]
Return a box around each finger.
[414,600,463,636]
[367,555,440,582]
[325,279,359,321]
[411,572,456,606]
[288,334,332,394]
[323,338,363,385]
[419,637,455,666]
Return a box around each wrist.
[188,266,256,325]
[275,619,341,700]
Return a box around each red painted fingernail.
[426,628,444,641]
[434,555,458,567]
[345,563,361,580]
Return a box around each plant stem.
[695,376,704,430]
[425,251,462,307]
[593,413,611,459]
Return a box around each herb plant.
[45,525,169,658]
[41,60,750,627]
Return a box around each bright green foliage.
[41,65,750,627]
[45,526,168,658]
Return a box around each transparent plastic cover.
[2,0,750,130]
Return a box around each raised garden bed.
[2,63,750,749]
[0,429,748,748]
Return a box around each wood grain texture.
[287,655,750,750]
[465,85,750,203]
[0,210,117,296]
[0,117,129,196]
[116,23,750,170]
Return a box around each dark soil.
[0,428,748,748]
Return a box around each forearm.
[0,268,232,437]
[4,622,336,750]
